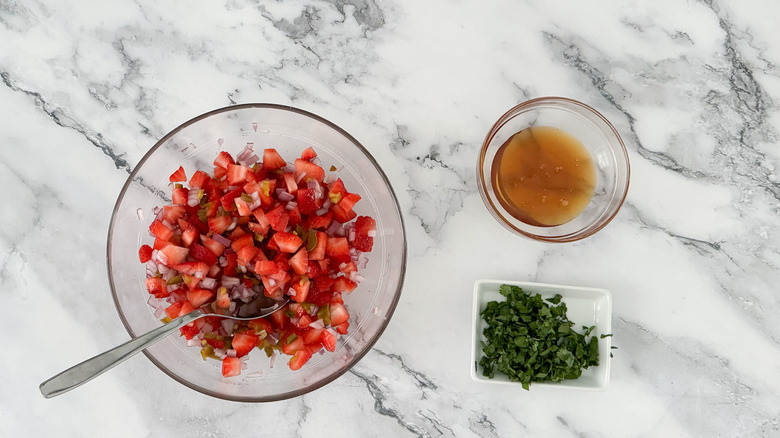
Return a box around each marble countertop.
[3,0,780,436]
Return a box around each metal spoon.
[39,296,290,398]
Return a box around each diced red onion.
[154,306,165,319]
[315,207,329,216]
[147,295,158,307]
[308,319,325,330]
[162,219,173,229]
[222,275,241,288]
[308,305,319,316]
[277,191,294,202]
[249,199,262,211]
[289,289,296,297]
[226,218,238,231]
[311,157,321,166]
[221,319,234,334]
[136,208,144,221]
[283,164,294,173]
[296,171,307,183]
[214,348,227,359]
[226,349,237,358]
[187,338,201,347]
[241,361,248,370]
[200,278,217,289]
[212,233,231,247]
[229,301,237,313]
[269,351,277,368]
[322,198,331,210]
[326,328,339,338]
[201,323,213,334]
[339,262,348,270]
[367,230,376,237]
[157,264,172,276]
[218,138,224,146]
[187,189,200,207]
[267,334,279,345]
[154,250,168,266]
[269,279,277,287]
[348,229,356,243]
[194,271,204,279]
[327,222,342,236]
[166,284,179,293]
[349,271,365,283]
[153,206,162,218]
[285,201,297,211]
[359,257,368,269]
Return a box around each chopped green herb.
[479,284,599,390]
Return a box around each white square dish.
[471,279,612,390]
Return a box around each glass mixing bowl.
[108,104,406,401]
[477,97,630,242]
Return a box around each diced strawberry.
[354,216,376,252]
[297,188,318,215]
[178,219,198,246]
[172,187,188,205]
[288,248,309,276]
[331,204,357,223]
[254,260,279,276]
[251,209,271,235]
[139,244,153,263]
[335,320,350,335]
[215,286,230,308]
[169,166,187,182]
[161,206,186,224]
[187,288,214,308]
[178,301,195,316]
[172,261,210,277]
[288,349,312,371]
[205,338,225,349]
[189,242,218,265]
[308,231,327,261]
[228,225,247,240]
[231,333,259,358]
[300,147,317,161]
[294,159,325,183]
[213,151,235,169]
[153,237,170,251]
[303,327,324,345]
[288,206,302,227]
[220,187,244,211]
[227,164,252,185]
[164,301,184,319]
[200,235,225,256]
[236,245,259,266]
[208,216,233,234]
[326,237,350,264]
[248,318,273,335]
[269,305,288,329]
[179,324,199,340]
[328,178,347,204]
[231,234,254,252]
[222,356,242,377]
[306,212,333,230]
[273,232,303,253]
[145,277,167,297]
[261,275,282,299]
[262,148,287,170]
[234,198,251,216]
[149,220,173,241]
[223,252,238,276]
[329,302,349,326]
[160,244,189,265]
[265,205,289,232]
[338,261,357,274]
[189,170,211,188]
[282,173,298,195]
[339,192,362,212]
[213,166,227,180]
[291,275,310,303]
[320,330,337,352]
[281,332,305,355]
[332,276,357,294]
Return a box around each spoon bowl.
[39,297,289,399]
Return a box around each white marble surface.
[3,0,780,436]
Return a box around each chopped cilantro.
[479,284,599,390]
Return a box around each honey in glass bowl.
[491,126,596,227]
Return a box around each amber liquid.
[491,126,596,227]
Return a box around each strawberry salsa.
[138,145,376,377]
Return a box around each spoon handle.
[39,310,203,398]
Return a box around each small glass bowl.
[107,104,406,402]
[477,97,630,242]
